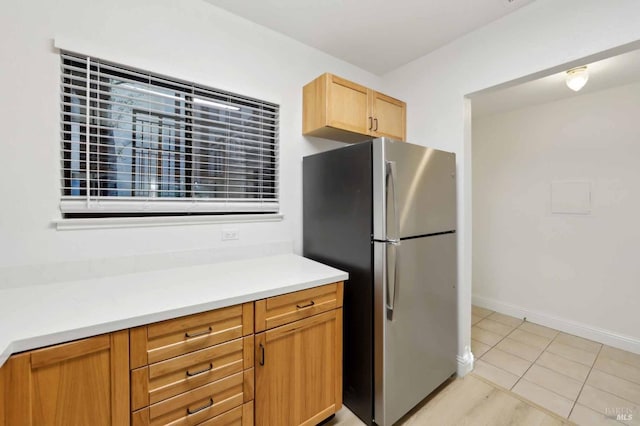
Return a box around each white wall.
[473,82,640,350]
[4,0,640,357]
[0,0,381,284]
[382,0,640,367]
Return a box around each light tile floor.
[472,305,640,425]
[326,374,570,425]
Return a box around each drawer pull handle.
[185,326,212,339]
[296,300,315,309]
[374,118,379,131]
[186,363,213,377]
[187,398,214,415]
[259,343,265,366]
[368,116,373,130]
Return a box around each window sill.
[54,213,284,231]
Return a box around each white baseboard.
[457,346,475,377]
[472,294,640,355]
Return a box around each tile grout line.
[586,366,640,418]
[474,320,508,331]
[519,321,561,340]
[485,312,526,329]
[475,316,523,355]
[509,324,559,394]
[475,312,587,367]
[516,322,603,376]
[475,320,549,387]
[554,338,603,355]
[514,370,580,406]
[591,364,640,388]
[479,319,596,419]
[590,355,640,385]
[527,362,585,386]
[536,352,594,383]
[567,343,603,420]
[485,337,540,364]
[475,315,555,375]
[598,349,640,370]
[472,307,494,321]
[505,333,551,352]
[509,326,596,419]
[473,307,640,422]
[544,345,597,366]
[472,314,524,372]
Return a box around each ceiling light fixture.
[565,66,589,91]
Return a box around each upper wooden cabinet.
[303,73,406,143]
[369,90,407,140]
[0,331,130,426]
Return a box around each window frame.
[59,52,280,218]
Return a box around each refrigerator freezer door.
[373,138,456,240]
[373,234,458,426]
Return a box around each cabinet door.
[326,75,370,136]
[370,91,406,141]
[255,309,342,426]
[2,331,129,426]
[0,354,5,426]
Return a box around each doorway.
[467,48,640,422]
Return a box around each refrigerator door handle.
[386,241,400,320]
[386,160,400,243]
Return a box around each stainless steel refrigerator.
[303,137,458,426]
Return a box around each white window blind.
[60,52,279,216]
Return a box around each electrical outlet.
[221,228,239,241]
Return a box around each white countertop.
[0,254,347,367]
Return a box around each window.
[60,52,279,217]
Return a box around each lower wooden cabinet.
[0,282,343,426]
[0,330,129,426]
[254,309,343,426]
[198,402,254,426]
[131,370,253,426]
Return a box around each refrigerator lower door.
[373,233,458,426]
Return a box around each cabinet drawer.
[131,336,254,410]
[198,401,253,426]
[132,370,252,426]
[255,282,343,332]
[131,303,254,368]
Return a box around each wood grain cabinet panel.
[131,336,254,410]
[0,284,344,426]
[130,302,256,426]
[370,90,406,140]
[132,371,247,426]
[303,73,406,143]
[0,331,129,426]
[130,302,254,368]
[254,282,343,332]
[255,306,343,426]
[325,76,370,136]
[196,401,254,426]
[0,356,4,426]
